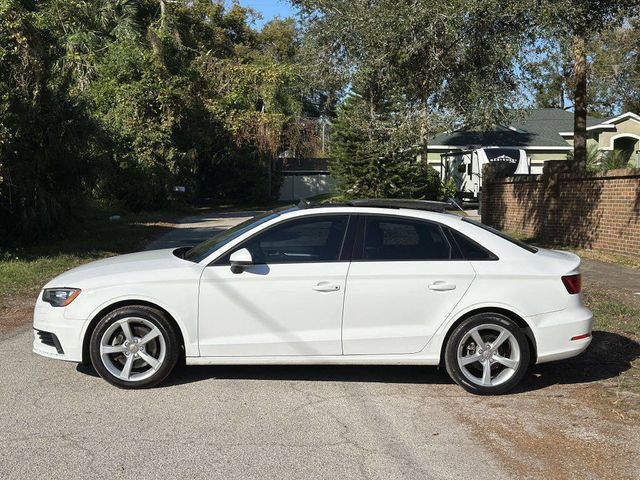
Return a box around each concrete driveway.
[144,211,259,250]
[1,211,638,479]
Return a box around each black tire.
[89,305,179,389]
[444,313,530,395]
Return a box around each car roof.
[277,203,461,227]
[299,198,454,213]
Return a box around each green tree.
[330,92,440,199]
[589,17,640,115]
[296,0,531,155]
[0,0,95,242]
[1,0,327,245]
[523,40,573,110]
[297,0,531,200]
[537,0,632,169]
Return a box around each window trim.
[351,214,459,263]
[210,213,354,267]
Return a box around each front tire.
[445,313,530,395]
[89,306,179,389]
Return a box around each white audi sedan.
[32,200,592,394]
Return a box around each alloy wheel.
[99,317,166,382]
[456,324,521,387]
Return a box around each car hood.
[44,248,194,289]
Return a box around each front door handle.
[429,281,457,292]
[313,282,340,292]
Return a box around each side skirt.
[186,354,440,366]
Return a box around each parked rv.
[441,148,530,203]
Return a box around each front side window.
[239,215,350,264]
[183,207,297,262]
[361,216,452,261]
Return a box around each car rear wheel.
[89,306,179,389]
[445,313,530,395]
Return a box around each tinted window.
[362,216,451,261]
[242,215,349,264]
[449,228,496,260]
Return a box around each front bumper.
[32,300,87,362]
[529,305,593,364]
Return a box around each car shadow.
[164,364,453,387]
[513,330,640,394]
[76,330,639,393]
[75,362,454,386]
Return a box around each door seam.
[340,261,352,355]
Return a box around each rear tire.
[445,313,530,395]
[89,306,179,389]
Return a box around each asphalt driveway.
[1,211,639,479]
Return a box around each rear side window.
[448,228,497,260]
[361,216,452,261]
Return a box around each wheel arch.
[438,307,537,368]
[81,299,186,364]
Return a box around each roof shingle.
[430,108,609,149]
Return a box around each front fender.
[73,290,199,358]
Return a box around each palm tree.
[567,142,634,172]
[566,142,602,171]
[53,0,140,91]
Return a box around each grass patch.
[573,249,640,270]
[584,290,640,341]
[583,289,640,400]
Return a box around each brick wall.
[481,162,640,258]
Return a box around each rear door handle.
[313,282,341,292]
[429,281,457,291]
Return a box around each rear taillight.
[562,274,582,294]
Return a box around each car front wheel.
[445,313,530,395]
[89,306,179,389]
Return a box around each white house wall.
[279,174,336,201]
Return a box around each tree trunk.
[572,35,588,170]
[420,94,429,161]
[160,0,166,29]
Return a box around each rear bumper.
[528,305,593,364]
[32,301,86,363]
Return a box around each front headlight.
[42,288,81,307]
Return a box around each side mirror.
[229,248,253,274]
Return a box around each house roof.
[430,108,611,150]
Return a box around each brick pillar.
[480,164,494,225]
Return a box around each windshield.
[461,217,538,253]
[183,207,296,262]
